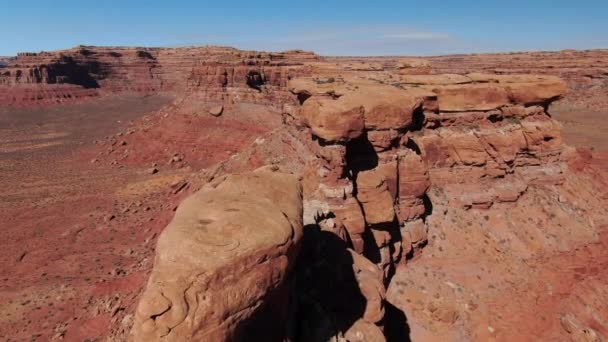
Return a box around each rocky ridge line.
[0,46,318,107]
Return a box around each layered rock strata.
[403,74,567,208]
[0,46,317,106]
[286,76,430,340]
[284,72,568,340]
[131,169,303,341]
[402,49,608,110]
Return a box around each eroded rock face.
[0,46,317,107]
[131,169,302,341]
[421,49,608,111]
[300,96,365,142]
[283,70,588,341]
[287,75,434,339]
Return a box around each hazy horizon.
[1,0,607,56]
[3,44,608,59]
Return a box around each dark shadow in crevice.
[386,218,403,285]
[313,135,337,147]
[293,224,366,342]
[364,217,403,287]
[362,228,381,265]
[421,193,433,221]
[346,132,378,178]
[136,50,156,60]
[488,113,504,123]
[238,278,293,341]
[246,70,266,91]
[384,301,412,342]
[410,106,426,132]
[297,92,311,105]
[48,56,104,88]
[405,137,422,155]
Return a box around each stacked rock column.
[286,77,433,339]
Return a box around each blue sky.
[1,0,607,56]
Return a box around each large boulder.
[332,197,367,253]
[427,84,511,112]
[465,73,568,105]
[289,76,424,137]
[132,170,303,341]
[356,168,396,225]
[399,74,472,85]
[300,96,365,143]
[349,250,387,324]
[396,151,430,223]
[349,87,422,130]
[505,79,567,105]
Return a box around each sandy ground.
[552,106,608,170]
[0,95,186,341]
[0,94,287,340]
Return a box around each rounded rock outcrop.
[131,169,303,341]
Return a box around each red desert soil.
[0,92,292,340]
[0,95,185,340]
[552,106,608,171]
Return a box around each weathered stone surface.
[399,74,472,85]
[402,219,428,246]
[208,105,223,116]
[333,198,366,236]
[368,130,399,152]
[428,83,511,112]
[416,117,563,185]
[300,96,365,142]
[465,73,556,83]
[356,168,396,225]
[287,76,352,99]
[376,159,399,200]
[132,170,302,341]
[349,250,386,324]
[292,77,423,139]
[398,152,430,199]
[0,46,317,107]
[395,58,431,69]
[506,80,568,105]
[344,319,386,342]
[350,87,422,130]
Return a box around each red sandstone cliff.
[0,46,318,107]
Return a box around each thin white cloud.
[171,24,459,56]
[381,32,452,40]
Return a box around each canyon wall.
[2,46,606,110]
[0,46,318,106]
[279,71,592,341]
[423,50,608,111]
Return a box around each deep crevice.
[293,224,366,342]
[246,70,266,91]
[410,106,426,131]
[346,133,378,177]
